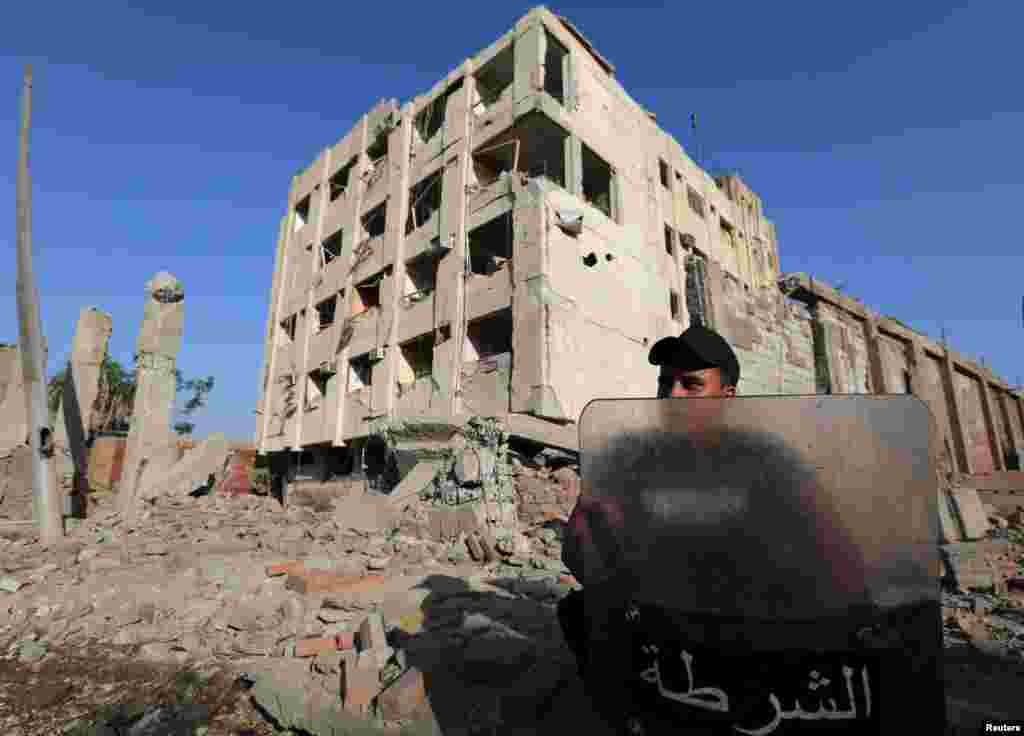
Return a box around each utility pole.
[16,64,63,544]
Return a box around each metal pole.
[16,64,63,544]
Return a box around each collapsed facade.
[255,6,1023,498]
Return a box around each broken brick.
[335,631,355,651]
[266,561,304,577]
[295,638,338,658]
[285,572,385,595]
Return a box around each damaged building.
[256,6,1024,514]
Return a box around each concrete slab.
[950,487,991,540]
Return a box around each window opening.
[404,253,438,300]
[315,296,336,331]
[320,230,343,269]
[467,212,513,276]
[330,159,355,202]
[349,353,372,391]
[305,369,330,411]
[659,159,670,189]
[361,202,387,242]
[473,44,515,115]
[686,187,705,218]
[399,334,435,382]
[903,370,913,395]
[293,195,311,232]
[278,315,297,345]
[472,111,567,189]
[544,31,568,105]
[669,290,681,321]
[414,79,463,145]
[581,143,614,220]
[354,277,381,313]
[664,225,675,256]
[406,170,444,234]
[465,308,513,363]
[582,252,598,267]
[367,128,389,162]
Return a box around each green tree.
[173,371,215,436]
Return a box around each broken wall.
[0,346,28,452]
[955,370,996,474]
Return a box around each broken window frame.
[465,308,513,362]
[315,295,337,332]
[472,139,520,188]
[293,195,311,232]
[399,334,435,382]
[348,353,373,392]
[467,212,513,276]
[360,202,387,244]
[581,143,615,221]
[402,252,439,304]
[543,30,569,105]
[414,79,463,145]
[319,230,344,269]
[664,225,676,256]
[473,43,515,115]
[305,369,330,411]
[686,187,705,219]
[354,276,383,314]
[330,159,356,202]
[406,170,444,235]
[366,128,389,163]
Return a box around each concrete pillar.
[118,272,185,517]
[940,347,971,475]
[510,179,549,415]
[809,299,841,394]
[863,318,890,394]
[370,104,413,424]
[999,390,1023,463]
[257,217,289,448]
[513,20,545,104]
[977,377,1006,471]
[54,307,112,513]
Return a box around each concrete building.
[256,6,1024,482]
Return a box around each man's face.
[657,365,736,399]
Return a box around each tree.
[93,354,137,433]
[47,364,67,423]
[173,371,215,436]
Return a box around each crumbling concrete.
[0,345,29,453]
[118,273,185,517]
[137,433,230,499]
[53,307,112,509]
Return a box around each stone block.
[285,572,385,595]
[266,560,304,577]
[295,638,338,658]
[951,487,990,540]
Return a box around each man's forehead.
[659,365,718,379]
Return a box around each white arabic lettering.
[639,646,730,712]
[733,664,871,734]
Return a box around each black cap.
[648,325,740,387]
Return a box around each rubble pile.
[0,452,582,735]
[941,501,1024,662]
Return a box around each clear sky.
[1,1,1021,442]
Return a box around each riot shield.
[575,395,945,734]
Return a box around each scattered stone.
[318,608,348,624]
[0,576,24,593]
[142,542,169,556]
[295,637,338,658]
[367,556,391,571]
[285,572,385,595]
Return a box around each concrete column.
[940,347,972,475]
[54,307,112,511]
[369,105,413,425]
[977,377,1006,471]
[118,273,185,517]
[258,215,289,450]
[510,180,549,414]
[442,63,474,418]
[809,299,841,394]
[863,318,890,394]
[0,345,28,452]
[999,389,1023,451]
[294,149,333,449]
[513,20,545,104]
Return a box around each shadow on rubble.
[388,573,583,734]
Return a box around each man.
[558,325,740,675]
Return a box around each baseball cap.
[648,325,741,387]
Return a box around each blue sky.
[1,1,1021,441]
